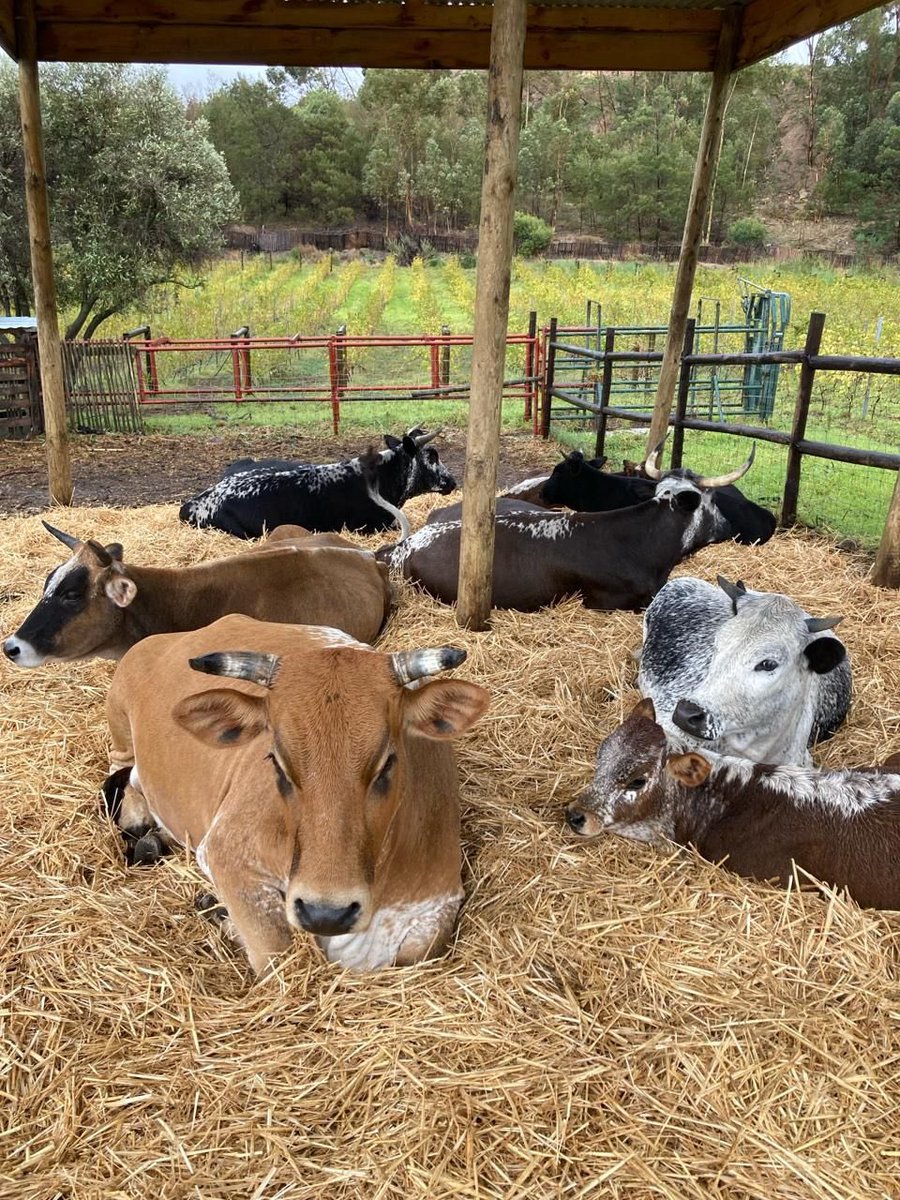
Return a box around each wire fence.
[541,312,900,550]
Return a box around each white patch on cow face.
[680,595,840,764]
[43,555,81,599]
[319,892,463,970]
[2,634,45,668]
[303,626,370,650]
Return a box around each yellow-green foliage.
[346,255,396,336]
[444,256,475,313]
[113,255,900,352]
[409,256,446,334]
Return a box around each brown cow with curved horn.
[3,520,391,667]
[105,615,489,976]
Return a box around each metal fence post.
[230,326,249,402]
[524,310,536,422]
[541,317,558,439]
[440,325,451,389]
[594,326,616,460]
[781,312,825,527]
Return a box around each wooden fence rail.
[541,310,900,586]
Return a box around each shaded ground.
[0,426,562,517]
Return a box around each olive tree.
[0,63,236,338]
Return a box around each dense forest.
[0,5,898,332]
[198,6,900,251]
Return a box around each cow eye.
[754,658,779,673]
[626,777,647,791]
[372,753,397,796]
[267,753,292,795]
[60,589,82,604]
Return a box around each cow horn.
[188,651,281,688]
[42,520,82,552]
[413,426,443,447]
[694,443,756,489]
[389,646,466,684]
[85,539,113,568]
[805,615,844,634]
[716,576,748,607]
[642,439,667,481]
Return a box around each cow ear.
[105,543,124,562]
[383,434,400,450]
[172,689,268,747]
[804,637,846,675]
[631,697,656,722]
[402,679,490,740]
[104,569,137,608]
[672,489,702,513]
[666,753,711,788]
[401,434,418,455]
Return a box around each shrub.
[459,250,477,269]
[726,217,769,250]
[513,212,553,257]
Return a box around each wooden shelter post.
[873,473,900,588]
[15,0,72,505]
[456,0,526,630]
[645,5,742,457]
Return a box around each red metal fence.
[122,325,542,433]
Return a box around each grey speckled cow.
[637,576,851,765]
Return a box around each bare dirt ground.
[0,426,562,517]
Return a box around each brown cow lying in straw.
[566,699,900,910]
[105,615,489,975]
[3,522,391,666]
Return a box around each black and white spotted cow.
[179,427,456,539]
[638,575,851,765]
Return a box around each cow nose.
[294,898,361,936]
[566,805,587,833]
[2,640,20,661]
[673,699,708,734]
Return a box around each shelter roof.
[0,1,886,74]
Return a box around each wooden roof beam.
[738,0,886,66]
[4,3,722,71]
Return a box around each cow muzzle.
[565,801,603,837]
[672,699,712,739]
[2,636,43,668]
[293,897,364,937]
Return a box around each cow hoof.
[196,893,229,925]
[128,831,169,867]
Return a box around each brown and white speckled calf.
[105,614,489,975]
[566,699,900,910]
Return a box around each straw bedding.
[2,495,899,1200]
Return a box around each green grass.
[142,397,529,437]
